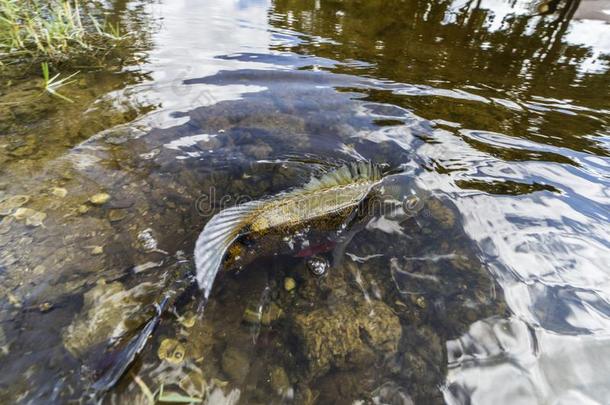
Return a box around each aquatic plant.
[0,0,130,64]
[41,61,78,102]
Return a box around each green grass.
[0,0,130,64]
[41,61,78,102]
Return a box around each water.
[0,0,609,403]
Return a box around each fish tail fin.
[302,160,383,191]
[194,201,262,299]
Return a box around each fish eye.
[402,196,421,213]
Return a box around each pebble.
[91,246,103,255]
[89,193,111,206]
[261,302,283,326]
[0,217,12,235]
[51,187,68,198]
[306,256,329,276]
[269,366,290,394]
[26,211,46,227]
[7,293,21,308]
[179,311,196,328]
[13,207,46,226]
[77,205,89,214]
[221,346,250,381]
[411,295,427,309]
[0,195,30,216]
[242,307,261,325]
[137,228,158,251]
[39,302,53,313]
[108,209,128,222]
[158,338,186,364]
[284,277,296,292]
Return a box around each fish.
[194,160,384,299]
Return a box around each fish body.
[250,181,377,233]
[194,161,383,298]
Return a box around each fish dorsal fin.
[301,160,382,192]
[194,200,265,299]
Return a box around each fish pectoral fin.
[194,200,265,299]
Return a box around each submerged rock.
[0,325,7,357]
[284,277,296,292]
[292,300,401,377]
[108,209,128,222]
[306,256,329,276]
[12,207,46,227]
[261,302,283,326]
[425,199,455,228]
[179,311,197,328]
[89,193,111,206]
[243,301,284,326]
[62,279,153,356]
[0,217,13,235]
[222,346,250,381]
[158,338,186,364]
[51,187,68,198]
[269,366,291,395]
[0,195,29,216]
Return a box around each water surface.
[0,0,609,403]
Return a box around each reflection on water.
[0,0,609,403]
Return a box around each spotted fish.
[194,160,384,298]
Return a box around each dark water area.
[0,0,609,403]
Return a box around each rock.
[179,311,196,328]
[261,302,283,326]
[242,307,261,325]
[25,211,46,227]
[425,199,455,228]
[7,142,37,157]
[105,135,128,145]
[140,149,160,160]
[77,204,89,214]
[91,246,103,255]
[411,295,427,309]
[284,277,296,292]
[221,346,250,381]
[158,338,186,364]
[179,371,207,398]
[269,366,291,394]
[108,209,128,222]
[306,256,328,276]
[0,217,13,235]
[7,292,21,308]
[0,195,30,216]
[62,280,153,356]
[244,143,272,159]
[12,207,45,226]
[244,301,284,326]
[89,193,111,206]
[292,300,401,377]
[137,228,159,251]
[38,302,53,312]
[51,187,68,198]
[0,325,7,357]
[295,386,316,405]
